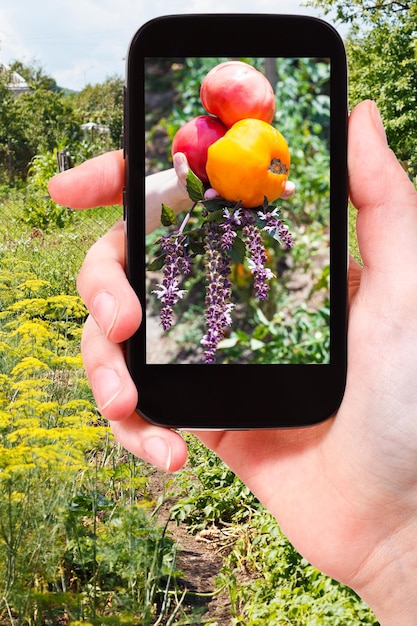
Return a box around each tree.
[14,89,80,155]
[306,0,414,24]
[69,76,124,147]
[9,59,60,92]
[307,0,417,176]
[0,63,81,182]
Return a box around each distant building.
[1,64,31,96]
[81,122,110,134]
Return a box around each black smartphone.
[124,14,348,430]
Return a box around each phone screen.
[126,15,347,429]
[144,56,330,366]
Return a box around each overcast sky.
[0,0,344,91]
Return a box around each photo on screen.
[144,57,331,365]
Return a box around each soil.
[149,469,233,625]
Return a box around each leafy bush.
[171,436,258,531]
[217,508,377,625]
[23,150,74,229]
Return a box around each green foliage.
[0,62,123,187]
[306,0,412,24]
[69,76,124,147]
[346,16,417,175]
[217,508,377,625]
[62,483,182,624]
[0,74,80,182]
[273,58,330,222]
[218,301,330,364]
[308,0,417,177]
[171,437,258,531]
[10,59,61,92]
[24,150,74,229]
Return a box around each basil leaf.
[161,203,177,227]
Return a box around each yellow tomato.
[206,118,290,209]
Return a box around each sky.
[0,0,344,92]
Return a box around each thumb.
[349,100,417,274]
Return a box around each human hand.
[49,101,417,624]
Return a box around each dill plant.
[0,252,191,624]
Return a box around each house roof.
[1,64,31,95]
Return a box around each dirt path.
[150,470,233,624]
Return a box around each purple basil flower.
[153,197,295,362]
[242,222,275,300]
[258,208,294,249]
[152,234,188,330]
[201,223,233,363]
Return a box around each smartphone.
[124,14,348,430]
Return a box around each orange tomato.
[206,118,290,209]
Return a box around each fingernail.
[92,291,118,337]
[143,436,172,471]
[204,188,219,200]
[173,151,187,167]
[370,102,388,145]
[93,367,122,411]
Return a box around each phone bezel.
[125,14,348,430]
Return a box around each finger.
[172,151,189,189]
[110,413,188,472]
[77,221,141,343]
[349,101,417,276]
[81,315,188,472]
[281,180,295,200]
[81,314,138,421]
[48,150,124,209]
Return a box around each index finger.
[48,150,124,209]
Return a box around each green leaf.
[227,236,246,264]
[204,209,224,223]
[217,336,239,350]
[203,198,227,212]
[250,338,265,351]
[186,170,205,202]
[189,242,206,256]
[147,254,166,271]
[160,203,177,227]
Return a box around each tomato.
[171,115,227,183]
[200,61,275,128]
[206,118,290,209]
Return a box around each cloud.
[0,7,33,63]
[0,0,338,90]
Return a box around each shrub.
[218,508,378,625]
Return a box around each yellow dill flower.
[52,354,83,369]
[17,279,51,293]
[11,356,50,379]
[9,319,52,343]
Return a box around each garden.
[1,1,416,623]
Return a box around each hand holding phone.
[125,14,348,429]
